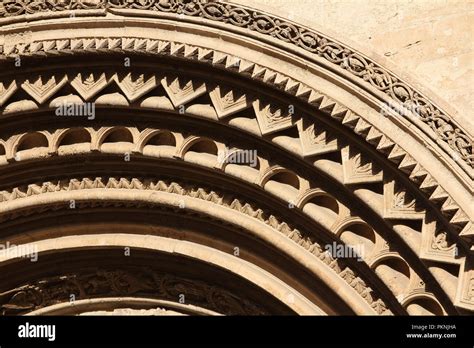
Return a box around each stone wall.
[232,0,473,132]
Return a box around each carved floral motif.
[0,268,266,315]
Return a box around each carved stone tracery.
[0,40,469,247]
[0,268,267,316]
[0,73,471,312]
[0,175,394,315]
[0,0,470,168]
[0,0,471,316]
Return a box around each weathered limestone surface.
[0,0,471,316]
[233,0,474,131]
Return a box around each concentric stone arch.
[0,0,472,316]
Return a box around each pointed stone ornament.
[409,163,429,184]
[82,39,95,50]
[383,179,425,219]
[198,48,214,62]
[21,74,68,104]
[209,86,251,119]
[161,76,207,107]
[170,43,185,57]
[94,38,108,50]
[43,41,56,51]
[184,46,199,60]
[29,42,43,53]
[225,57,241,71]
[376,135,395,154]
[388,144,406,163]
[55,39,70,50]
[330,104,350,121]
[398,154,417,174]
[145,39,159,52]
[419,174,438,195]
[354,118,371,136]
[253,100,294,135]
[365,127,383,145]
[450,209,469,226]
[107,38,121,50]
[122,38,135,50]
[342,145,383,184]
[429,186,449,205]
[441,196,459,214]
[297,118,338,156]
[252,66,266,80]
[284,81,300,95]
[212,51,227,66]
[157,41,171,54]
[459,221,473,239]
[318,96,337,114]
[0,79,18,107]
[341,110,360,128]
[274,75,290,89]
[133,39,147,51]
[71,72,112,101]
[114,72,158,102]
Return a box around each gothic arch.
[0,0,472,316]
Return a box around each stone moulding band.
[0,0,472,315]
[0,177,395,315]
[0,0,471,169]
[28,297,221,316]
[1,266,270,316]
[0,42,470,245]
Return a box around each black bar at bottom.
[0,316,472,346]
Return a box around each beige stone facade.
[0,0,472,316]
[234,0,474,130]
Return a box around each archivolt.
[0,0,471,169]
[0,121,467,314]
[0,0,472,315]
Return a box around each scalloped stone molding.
[0,176,395,314]
[0,122,471,313]
[0,0,470,169]
[0,0,472,315]
[0,63,470,247]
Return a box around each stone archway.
[0,0,472,316]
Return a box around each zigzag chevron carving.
[0,36,468,239]
[0,0,470,171]
[0,56,470,249]
[0,123,472,311]
[0,39,472,312]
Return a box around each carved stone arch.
[97,126,138,148]
[136,128,176,153]
[54,127,93,154]
[0,1,472,315]
[0,233,326,315]
[178,135,221,160]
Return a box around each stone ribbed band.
[0,0,471,168]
